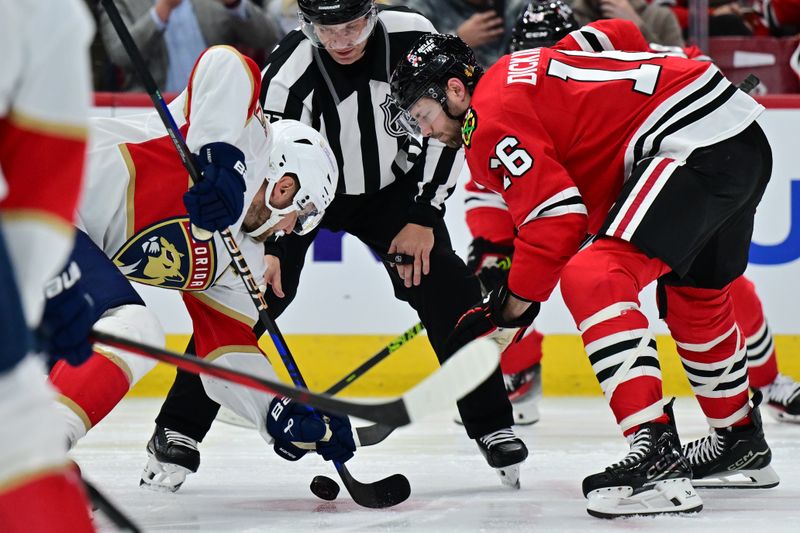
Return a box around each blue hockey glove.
[39,261,95,366]
[266,397,356,464]
[183,142,247,236]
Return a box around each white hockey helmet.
[247,120,338,238]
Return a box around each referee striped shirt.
[259,6,464,226]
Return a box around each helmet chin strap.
[244,180,292,239]
[440,95,467,123]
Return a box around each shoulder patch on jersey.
[112,217,216,292]
[461,107,478,148]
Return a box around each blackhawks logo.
[112,217,216,291]
[461,107,478,147]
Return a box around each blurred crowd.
[86,0,800,92]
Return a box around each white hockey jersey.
[80,45,272,324]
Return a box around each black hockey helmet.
[508,0,578,53]
[298,0,374,25]
[390,34,483,132]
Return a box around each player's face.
[410,97,463,149]
[242,178,300,242]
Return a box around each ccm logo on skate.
[726,449,767,471]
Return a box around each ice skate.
[682,391,779,488]
[759,374,800,423]
[505,362,542,425]
[476,428,528,489]
[583,403,702,518]
[140,426,200,493]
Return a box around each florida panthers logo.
[112,217,216,291]
[380,94,408,138]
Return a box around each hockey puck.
[310,475,340,501]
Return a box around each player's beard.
[438,118,464,149]
[242,200,274,243]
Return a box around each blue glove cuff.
[197,142,246,179]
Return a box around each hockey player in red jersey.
[0,1,97,531]
[548,6,800,423]
[466,1,800,427]
[43,45,351,492]
[392,31,777,517]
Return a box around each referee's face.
[316,17,371,64]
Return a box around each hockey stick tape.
[291,420,334,450]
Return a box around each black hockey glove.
[467,237,513,295]
[183,142,246,237]
[266,397,356,464]
[39,261,96,366]
[445,285,540,357]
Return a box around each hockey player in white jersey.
[44,45,352,492]
[0,1,97,531]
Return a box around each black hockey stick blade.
[91,331,500,427]
[337,463,410,508]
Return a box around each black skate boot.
[505,362,542,425]
[759,373,800,423]
[140,425,200,493]
[476,428,529,489]
[583,401,702,518]
[682,391,779,488]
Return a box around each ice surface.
[72,398,800,532]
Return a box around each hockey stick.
[236,321,424,445]
[83,477,142,533]
[91,330,498,427]
[98,0,409,508]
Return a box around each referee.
[144,0,528,490]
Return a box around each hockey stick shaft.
[326,322,425,396]
[91,330,410,426]
[82,477,142,533]
[91,330,499,428]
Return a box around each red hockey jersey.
[464,43,762,302]
[463,19,710,250]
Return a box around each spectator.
[404,0,531,67]
[570,0,685,46]
[759,0,800,34]
[656,0,758,36]
[99,0,280,91]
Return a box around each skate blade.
[496,464,521,490]
[693,465,780,489]
[586,478,703,519]
[139,455,192,493]
[766,405,800,424]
